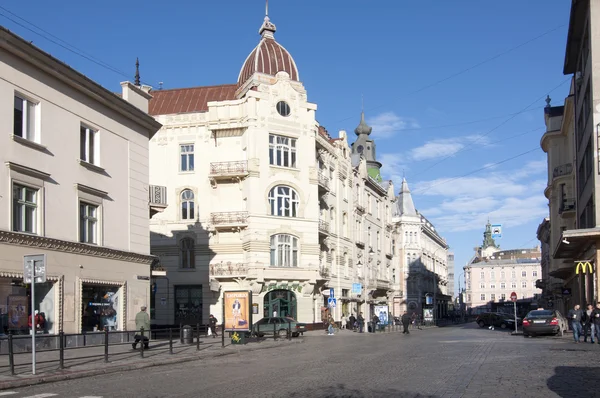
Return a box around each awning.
[553,227,600,259]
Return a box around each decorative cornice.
[76,183,109,198]
[0,230,155,264]
[6,161,51,180]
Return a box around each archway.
[263,290,297,319]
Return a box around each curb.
[0,339,302,390]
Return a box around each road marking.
[79,396,104,398]
[21,394,58,398]
[0,393,18,396]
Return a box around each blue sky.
[0,1,572,293]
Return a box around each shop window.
[180,238,195,269]
[1,278,56,335]
[81,284,120,332]
[175,285,202,324]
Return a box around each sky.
[0,0,573,293]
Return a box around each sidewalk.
[0,334,302,390]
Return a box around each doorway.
[263,290,297,319]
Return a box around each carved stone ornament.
[0,231,156,265]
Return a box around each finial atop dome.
[134,57,140,86]
[545,95,551,108]
[259,0,276,38]
[354,111,372,136]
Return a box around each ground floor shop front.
[0,232,154,334]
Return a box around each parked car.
[522,309,568,337]
[284,316,306,336]
[252,317,302,338]
[476,312,521,329]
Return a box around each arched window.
[180,238,195,269]
[180,189,195,220]
[268,186,299,217]
[270,234,298,267]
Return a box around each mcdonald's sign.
[575,261,594,275]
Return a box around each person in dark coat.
[401,311,411,334]
[209,314,219,338]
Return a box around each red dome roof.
[237,16,299,87]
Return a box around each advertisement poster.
[223,291,251,332]
[252,303,259,314]
[374,305,389,325]
[423,308,433,322]
[7,295,28,330]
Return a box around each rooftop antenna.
[134,57,140,86]
[266,0,269,17]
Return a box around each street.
[4,323,598,398]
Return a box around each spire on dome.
[259,0,276,38]
[354,111,372,136]
[396,178,418,217]
[134,57,140,86]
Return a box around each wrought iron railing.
[318,172,329,188]
[319,219,330,233]
[149,185,167,205]
[210,211,249,225]
[209,161,248,176]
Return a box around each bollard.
[140,328,145,358]
[288,321,291,341]
[58,332,64,369]
[196,323,200,351]
[273,322,277,340]
[169,328,173,354]
[8,333,14,376]
[221,324,225,348]
[104,328,109,363]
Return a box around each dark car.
[476,312,521,329]
[522,309,568,337]
[284,316,306,336]
[252,317,302,338]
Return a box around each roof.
[564,0,588,75]
[395,178,417,217]
[148,84,237,116]
[237,16,299,87]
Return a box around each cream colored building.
[0,26,163,334]
[393,179,450,320]
[464,224,542,314]
[541,0,600,308]
[148,12,399,326]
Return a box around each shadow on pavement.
[284,384,436,398]
[547,366,600,397]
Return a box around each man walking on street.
[357,312,365,333]
[209,314,219,338]
[583,304,595,343]
[568,304,583,343]
[591,303,600,344]
[133,306,150,349]
[401,311,411,334]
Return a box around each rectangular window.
[480,294,485,301]
[12,184,38,234]
[522,281,527,288]
[14,95,38,142]
[521,271,526,277]
[480,283,485,289]
[174,285,203,324]
[511,270,516,279]
[501,293,506,300]
[511,282,517,289]
[79,202,98,244]
[480,271,485,280]
[500,271,505,279]
[269,134,297,168]
[532,271,538,277]
[80,125,98,165]
[490,284,496,289]
[500,283,506,289]
[490,271,495,280]
[180,144,195,172]
[491,294,495,301]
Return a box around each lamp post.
[428,246,448,326]
[355,247,375,332]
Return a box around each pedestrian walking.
[209,314,219,338]
[357,312,365,333]
[591,303,600,344]
[401,311,411,334]
[349,313,356,331]
[583,304,595,343]
[327,314,335,335]
[568,304,583,343]
[132,306,150,349]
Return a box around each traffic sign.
[352,283,362,294]
[329,288,334,298]
[491,224,502,239]
[23,254,46,284]
[328,297,337,308]
[510,292,517,302]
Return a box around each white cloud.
[409,135,493,161]
[368,112,419,139]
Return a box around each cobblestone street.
[6,323,598,397]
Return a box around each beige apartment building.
[539,0,600,309]
[0,26,163,334]
[464,223,542,314]
[147,11,406,327]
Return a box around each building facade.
[393,179,450,321]
[464,223,542,315]
[0,27,163,334]
[541,0,600,308]
[147,12,399,327]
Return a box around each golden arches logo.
[575,261,594,275]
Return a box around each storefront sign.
[223,291,252,332]
[261,283,303,293]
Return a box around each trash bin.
[181,325,193,344]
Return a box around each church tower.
[350,112,383,182]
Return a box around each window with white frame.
[269,134,296,167]
[480,294,485,301]
[180,238,195,269]
[480,283,485,289]
[522,281,527,288]
[532,271,538,277]
[180,144,194,172]
[490,283,496,289]
[490,271,495,279]
[511,282,517,288]
[500,282,506,289]
[501,293,506,300]
[12,184,38,234]
[270,234,298,267]
[180,189,195,220]
[269,186,299,217]
[14,95,38,142]
[500,271,505,279]
[79,202,98,244]
[491,293,495,301]
[511,270,516,279]
[521,271,527,277]
[480,271,485,280]
[80,125,99,165]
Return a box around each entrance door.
[263,290,297,319]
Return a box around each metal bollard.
[58,331,64,370]
[273,322,277,340]
[288,321,291,341]
[169,328,173,354]
[8,333,14,375]
[221,324,225,348]
[104,328,109,363]
[140,328,145,358]
[196,323,200,351]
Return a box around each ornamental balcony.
[553,163,572,179]
[210,262,248,278]
[149,185,168,218]
[355,202,366,214]
[209,160,249,187]
[319,219,330,236]
[210,211,249,231]
[558,198,575,216]
[318,172,330,192]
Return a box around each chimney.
[120,81,152,113]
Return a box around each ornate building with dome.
[147,8,404,327]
